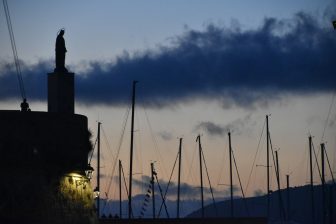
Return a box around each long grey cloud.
[195,114,256,136]
[127,175,237,200]
[1,11,335,108]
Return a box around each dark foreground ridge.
[100,217,266,224]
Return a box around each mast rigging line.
[186,143,198,187]
[3,0,26,101]
[321,92,335,142]
[311,139,322,181]
[102,105,131,212]
[154,169,170,218]
[216,138,228,187]
[101,126,116,163]
[201,147,218,216]
[158,150,179,217]
[101,125,119,190]
[324,146,335,184]
[245,119,266,194]
[120,161,134,218]
[269,130,286,221]
[89,135,98,165]
[142,105,169,179]
[231,148,250,216]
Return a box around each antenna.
[3,0,29,109]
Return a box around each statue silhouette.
[55,29,68,72]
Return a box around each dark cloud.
[194,121,225,136]
[194,114,255,136]
[1,11,335,108]
[158,131,173,141]
[253,189,265,197]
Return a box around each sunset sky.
[0,0,336,217]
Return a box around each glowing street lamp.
[85,164,94,180]
[94,186,100,199]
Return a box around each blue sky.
[1,0,336,217]
[0,0,333,63]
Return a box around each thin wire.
[158,150,179,217]
[103,105,131,210]
[245,119,266,194]
[321,92,335,142]
[3,0,26,100]
[121,163,133,218]
[312,141,322,181]
[185,143,197,186]
[269,134,286,221]
[154,173,170,218]
[232,148,250,216]
[324,146,335,184]
[102,126,115,162]
[89,136,98,164]
[201,148,218,216]
[216,138,228,186]
[142,106,169,179]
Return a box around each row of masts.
[92,81,335,222]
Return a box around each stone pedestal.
[48,72,74,114]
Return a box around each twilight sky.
[1,0,336,217]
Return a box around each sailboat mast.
[286,174,290,221]
[97,122,101,218]
[321,143,326,224]
[228,132,234,217]
[309,135,315,224]
[119,160,122,218]
[275,150,284,220]
[177,138,183,218]
[151,162,156,219]
[266,115,270,218]
[196,135,204,218]
[128,80,137,219]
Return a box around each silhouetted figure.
[333,20,336,29]
[20,98,29,112]
[55,29,68,72]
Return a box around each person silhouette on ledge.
[20,98,30,112]
[55,29,68,72]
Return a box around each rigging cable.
[158,150,179,217]
[121,162,133,218]
[142,106,169,179]
[154,171,170,218]
[121,162,130,200]
[321,92,335,142]
[186,143,198,186]
[312,140,322,181]
[216,138,228,186]
[3,0,27,102]
[102,105,131,211]
[232,148,250,216]
[101,125,119,206]
[201,147,218,216]
[245,119,266,194]
[88,135,98,164]
[324,146,335,184]
[269,134,286,222]
[102,126,116,163]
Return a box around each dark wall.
[0,110,95,223]
[48,72,75,114]
[0,110,91,175]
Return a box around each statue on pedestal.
[55,29,68,72]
